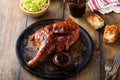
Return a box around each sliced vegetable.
[21,0,48,12]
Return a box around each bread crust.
[103,25,119,43]
[87,13,104,30]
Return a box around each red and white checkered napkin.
[87,0,120,14]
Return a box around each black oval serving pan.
[16,19,93,79]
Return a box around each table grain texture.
[0,0,120,80]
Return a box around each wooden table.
[0,0,120,80]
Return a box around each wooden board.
[1,0,120,80]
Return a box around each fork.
[106,51,120,80]
[105,59,113,80]
[105,59,112,76]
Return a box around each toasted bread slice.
[87,13,104,30]
[103,25,119,43]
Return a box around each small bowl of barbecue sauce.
[53,52,71,69]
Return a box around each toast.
[87,13,104,30]
[103,25,119,43]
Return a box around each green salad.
[21,0,48,12]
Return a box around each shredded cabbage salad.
[21,0,48,12]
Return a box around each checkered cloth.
[87,0,120,14]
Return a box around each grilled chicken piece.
[27,18,80,67]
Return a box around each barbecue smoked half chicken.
[27,18,80,67]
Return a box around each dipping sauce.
[53,52,71,68]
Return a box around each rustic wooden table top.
[0,0,120,80]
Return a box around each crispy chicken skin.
[27,18,80,67]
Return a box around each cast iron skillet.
[16,19,93,79]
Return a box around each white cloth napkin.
[87,0,120,14]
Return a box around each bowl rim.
[53,52,71,68]
[20,0,50,14]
